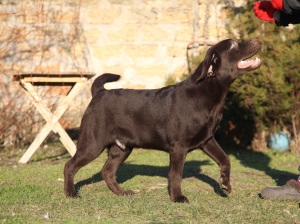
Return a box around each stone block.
[161,6,193,23]
[198,24,204,38]
[24,11,38,24]
[103,65,124,75]
[136,65,167,78]
[88,6,121,24]
[109,0,134,4]
[43,0,74,3]
[1,62,13,71]
[124,44,157,59]
[45,27,65,42]
[44,86,72,96]
[198,4,209,22]
[207,23,221,39]
[141,25,173,42]
[72,44,85,61]
[172,64,189,78]
[176,24,193,42]
[120,6,160,24]
[0,26,14,43]
[108,25,139,42]
[91,44,122,60]
[1,63,22,76]
[216,25,228,38]
[44,0,92,4]
[80,0,101,5]
[17,43,33,59]
[198,0,220,3]
[167,44,187,57]
[66,26,86,43]
[0,10,18,23]
[57,44,84,60]
[52,11,78,23]
[57,46,71,59]
[123,82,146,89]
[0,63,11,76]
[33,63,60,72]
[178,0,194,5]
[85,28,101,43]
[0,27,28,42]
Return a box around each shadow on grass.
[218,93,298,187]
[217,137,298,187]
[68,127,297,196]
[75,160,228,197]
[33,151,69,163]
[228,148,297,186]
[72,146,297,198]
[73,146,297,195]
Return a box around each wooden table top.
[13,72,96,86]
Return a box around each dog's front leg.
[168,150,189,203]
[201,138,231,194]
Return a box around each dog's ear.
[196,53,221,83]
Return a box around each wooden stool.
[13,72,95,163]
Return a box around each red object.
[271,0,283,10]
[253,1,276,22]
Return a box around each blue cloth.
[269,131,290,151]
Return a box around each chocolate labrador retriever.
[64,38,261,202]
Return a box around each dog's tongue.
[238,57,261,69]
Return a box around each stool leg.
[19,121,54,163]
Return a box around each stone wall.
[0,0,242,131]
[81,0,232,89]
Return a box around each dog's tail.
[91,73,121,97]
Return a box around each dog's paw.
[122,190,135,196]
[221,184,232,194]
[174,195,189,203]
[65,192,79,198]
[220,176,231,194]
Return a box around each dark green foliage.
[226,1,300,150]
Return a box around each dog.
[64,38,261,203]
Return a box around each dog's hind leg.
[64,142,105,197]
[101,145,133,196]
[201,138,231,194]
[168,150,189,203]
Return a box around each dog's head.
[196,38,262,83]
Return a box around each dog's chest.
[186,104,223,149]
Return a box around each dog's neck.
[179,71,233,110]
[188,70,233,91]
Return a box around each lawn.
[0,142,300,223]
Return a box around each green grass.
[1,143,300,223]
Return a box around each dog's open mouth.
[238,57,261,69]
